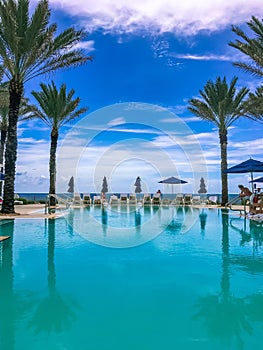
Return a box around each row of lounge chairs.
[70,193,218,207]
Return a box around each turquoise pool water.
[0,207,263,350]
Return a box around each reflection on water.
[199,209,207,236]
[67,205,201,248]
[28,219,80,334]
[0,209,263,349]
[230,216,263,251]
[0,220,15,350]
[194,209,263,349]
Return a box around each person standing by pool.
[238,184,252,204]
[156,189,162,199]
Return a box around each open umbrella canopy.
[224,158,263,174]
[158,176,187,184]
[249,176,263,183]
[224,158,263,185]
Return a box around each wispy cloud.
[170,53,233,61]
[73,40,95,52]
[49,0,263,35]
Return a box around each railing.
[225,195,248,215]
[45,194,72,214]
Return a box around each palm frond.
[229,16,263,77]
[0,0,91,83]
[28,81,88,132]
[188,76,249,131]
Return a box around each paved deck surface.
[0,203,248,220]
[0,204,59,220]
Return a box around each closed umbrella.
[101,176,108,194]
[67,176,74,193]
[134,176,142,194]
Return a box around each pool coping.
[0,203,251,221]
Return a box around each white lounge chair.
[184,194,193,205]
[120,194,128,205]
[109,195,119,206]
[93,195,102,205]
[161,198,170,206]
[128,193,137,205]
[192,195,201,205]
[72,193,82,206]
[174,194,184,205]
[83,193,92,206]
[207,196,218,205]
[143,194,151,206]
[152,194,161,205]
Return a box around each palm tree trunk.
[0,129,7,197]
[219,130,228,205]
[49,131,58,207]
[1,80,22,214]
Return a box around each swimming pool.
[0,207,263,350]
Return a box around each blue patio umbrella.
[249,176,263,183]
[224,158,263,188]
[158,176,187,194]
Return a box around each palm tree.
[188,77,249,205]
[0,0,91,214]
[243,85,263,123]
[0,82,9,196]
[229,16,263,77]
[24,81,87,207]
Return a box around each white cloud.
[107,117,126,126]
[73,40,95,52]
[170,53,233,61]
[49,0,263,35]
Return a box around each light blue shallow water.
[0,207,263,350]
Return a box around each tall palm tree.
[243,85,263,123]
[0,0,91,214]
[24,81,88,207]
[229,16,263,77]
[0,75,10,196]
[188,77,249,205]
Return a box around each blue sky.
[15,0,263,194]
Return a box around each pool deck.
[0,204,60,220]
[0,203,248,220]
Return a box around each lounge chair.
[152,194,161,205]
[93,195,102,205]
[184,194,193,205]
[109,195,119,206]
[143,194,152,206]
[120,194,128,205]
[161,198,170,206]
[128,193,137,205]
[207,196,218,205]
[83,193,92,206]
[192,195,201,205]
[174,194,184,205]
[72,193,82,206]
